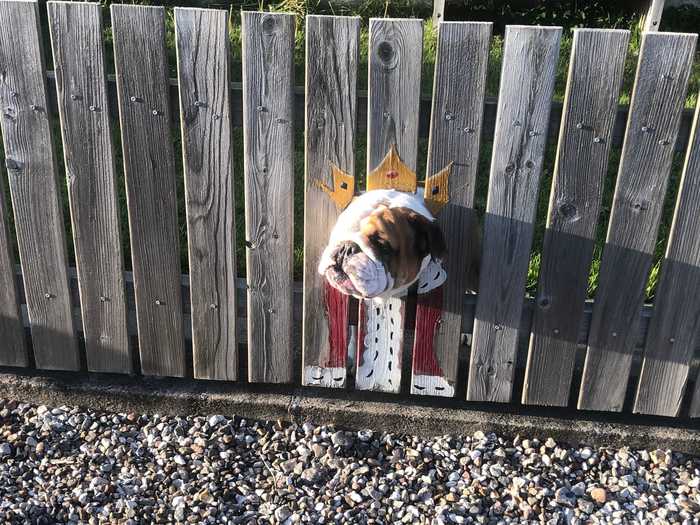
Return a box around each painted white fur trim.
[411,374,455,397]
[304,366,346,388]
[416,258,447,294]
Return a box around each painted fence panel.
[241,12,295,383]
[578,32,697,412]
[175,8,237,381]
[112,5,186,377]
[467,26,561,403]
[48,1,131,373]
[302,15,360,388]
[410,21,491,397]
[522,29,629,406]
[357,18,423,393]
[634,91,700,417]
[0,0,79,370]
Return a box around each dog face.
[319,191,446,299]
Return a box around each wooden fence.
[0,1,699,421]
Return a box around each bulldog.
[318,189,447,300]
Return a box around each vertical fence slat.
[48,1,131,373]
[692,371,700,417]
[467,26,561,403]
[634,92,700,416]
[522,29,629,406]
[241,12,295,383]
[578,32,697,412]
[357,18,422,393]
[410,21,491,397]
[175,8,237,381]
[111,5,186,377]
[0,186,26,367]
[0,0,78,369]
[302,15,360,388]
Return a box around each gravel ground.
[0,400,699,524]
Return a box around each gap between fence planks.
[48,1,131,374]
[522,29,630,407]
[241,12,295,383]
[357,18,423,393]
[634,91,700,417]
[175,7,238,381]
[578,31,697,412]
[302,15,360,389]
[111,5,186,377]
[410,21,491,397]
[0,0,79,370]
[467,26,562,403]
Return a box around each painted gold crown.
[315,145,452,216]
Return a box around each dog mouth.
[325,266,361,296]
[323,242,389,299]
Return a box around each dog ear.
[408,212,446,261]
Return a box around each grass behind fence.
[1,2,698,305]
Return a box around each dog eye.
[370,233,396,256]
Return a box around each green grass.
[3,1,700,305]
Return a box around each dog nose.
[335,241,360,266]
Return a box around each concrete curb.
[1,371,698,455]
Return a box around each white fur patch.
[416,258,447,294]
[411,374,455,397]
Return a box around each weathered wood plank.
[692,371,700,417]
[48,1,131,373]
[634,92,700,416]
[467,26,561,403]
[432,0,445,26]
[301,15,360,388]
[0,0,78,369]
[523,29,629,406]
[642,0,665,32]
[111,4,186,377]
[175,7,237,381]
[0,183,26,367]
[358,18,422,393]
[410,21,491,397]
[241,11,295,383]
[578,32,697,412]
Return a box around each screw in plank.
[151,109,159,116]
[553,328,560,335]
[268,308,275,314]
[505,163,515,174]
[130,96,138,102]
[10,91,17,98]
[444,111,454,121]
[669,337,675,343]
[512,120,521,127]
[528,130,538,137]
[209,303,218,310]
[99,295,108,302]
[611,331,618,337]
[213,114,221,120]
[494,324,502,331]
[658,139,671,146]
[194,100,205,108]
[383,111,390,119]
[661,73,672,80]
[29,104,37,111]
[576,122,584,129]
[641,125,651,133]
[256,105,265,113]
[593,137,603,144]
[155,299,164,306]
[70,94,78,101]
[463,127,475,134]
[44,293,52,299]
[89,105,97,112]
[273,233,279,239]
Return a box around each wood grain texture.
[634,93,700,416]
[175,8,237,381]
[523,29,629,406]
[241,12,295,383]
[578,32,697,412]
[467,26,561,403]
[0,0,78,370]
[0,181,26,367]
[367,18,423,174]
[360,17,423,393]
[410,21,491,397]
[301,15,360,388]
[692,370,700,417]
[111,4,186,377]
[48,1,130,373]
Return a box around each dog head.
[319,190,446,299]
